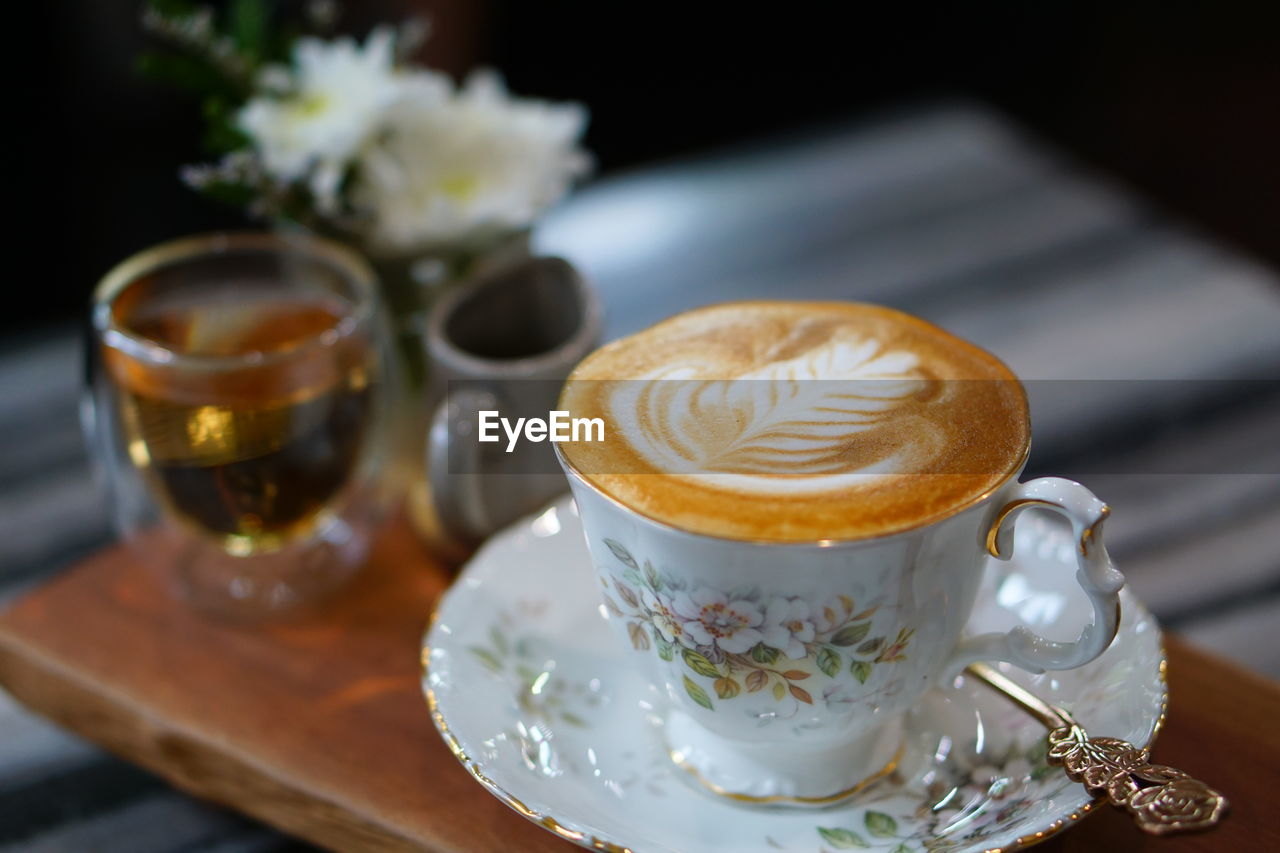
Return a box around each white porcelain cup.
[556,454,1124,806]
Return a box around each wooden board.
[0,521,1277,853]
[0,520,567,853]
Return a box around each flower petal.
[719,628,764,654]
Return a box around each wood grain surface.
[0,519,1275,853]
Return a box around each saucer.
[423,498,1166,853]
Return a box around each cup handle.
[425,387,498,547]
[943,477,1126,677]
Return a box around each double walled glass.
[85,233,392,617]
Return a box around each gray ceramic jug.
[409,256,602,556]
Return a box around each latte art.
[559,302,1029,541]
[614,336,937,493]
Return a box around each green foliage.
[136,51,234,97]
[816,827,868,848]
[683,675,714,710]
[202,96,250,154]
[196,179,257,207]
[228,0,268,60]
[750,642,781,664]
[468,646,502,673]
[816,647,841,678]
[850,659,873,683]
[603,539,638,569]
[864,811,898,838]
[653,630,676,661]
[682,648,721,679]
[149,0,200,16]
[830,622,871,647]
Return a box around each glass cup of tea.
[85,232,392,617]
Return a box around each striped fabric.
[2,101,1278,850]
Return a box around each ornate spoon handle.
[967,662,1229,836]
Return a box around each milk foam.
[559,302,1029,541]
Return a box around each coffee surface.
[558,302,1029,541]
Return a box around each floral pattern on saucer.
[600,538,913,713]
[424,499,1166,853]
[798,735,1060,852]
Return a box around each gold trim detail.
[1079,505,1110,557]
[985,498,1057,558]
[424,678,634,852]
[669,744,903,806]
[422,600,1169,853]
[985,500,1112,559]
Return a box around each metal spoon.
[966,662,1228,836]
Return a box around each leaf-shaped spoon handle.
[967,662,1229,836]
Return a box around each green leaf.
[683,675,714,710]
[227,0,267,59]
[864,810,898,838]
[469,647,502,673]
[816,647,841,678]
[851,660,873,684]
[627,622,651,651]
[603,539,638,568]
[816,826,868,848]
[857,636,884,654]
[136,52,234,96]
[643,560,662,591]
[489,626,509,655]
[750,643,781,665]
[682,648,721,678]
[654,632,676,661]
[713,677,740,699]
[772,681,786,700]
[831,623,871,647]
[195,180,257,207]
[614,581,640,609]
[147,0,201,16]
[890,845,914,853]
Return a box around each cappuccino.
[558,302,1029,541]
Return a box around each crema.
[558,302,1029,541]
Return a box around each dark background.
[13,0,1280,340]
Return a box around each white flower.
[641,588,700,648]
[670,589,764,654]
[761,598,816,659]
[812,595,855,634]
[237,27,405,210]
[352,69,591,253]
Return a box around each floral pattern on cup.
[597,538,913,712]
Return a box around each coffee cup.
[554,301,1123,805]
